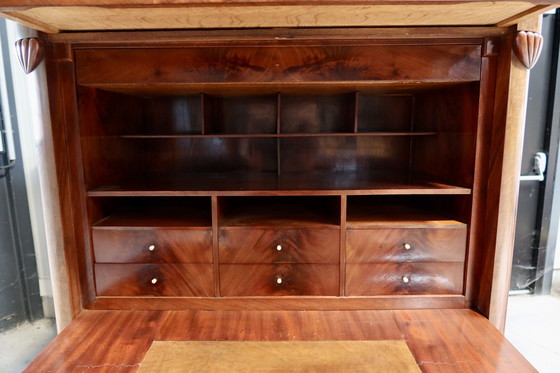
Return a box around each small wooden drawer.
[346,262,464,295]
[346,227,466,263]
[94,263,214,296]
[219,228,339,264]
[220,264,339,296]
[92,228,212,263]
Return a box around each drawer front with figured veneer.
[346,262,464,295]
[92,229,212,263]
[220,264,339,296]
[94,263,214,296]
[346,227,466,263]
[219,229,339,264]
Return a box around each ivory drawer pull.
[403,243,412,250]
[151,278,158,285]
[276,277,283,284]
[276,245,282,251]
[402,276,410,283]
[148,244,156,252]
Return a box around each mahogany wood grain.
[346,202,467,228]
[44,42,90,325]
[393,309,537,372]
[91,295,467,311]
[205,95,277,135]
[22,309,536,372]
[86,171,472,196]
[358,94,413,132]
[280,94,355,133]
[92,203,212,228]
[23,310,168,373]
[95,263,214,296]
[465,38,500,310]
[219,196,340,227]
[219,228,339,264]
[411,83,480,189]
[92,229,212,263]
[75,45,481,85]
[346,227,467,263]
[220,264,339,296]
[346,262,464,295]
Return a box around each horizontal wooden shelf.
[120,132,437,139]
[81,81,478,96]
[87,172,471,197]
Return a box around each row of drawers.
[92,226,466,297]
[92,227,466,264]
[95,262,464,296]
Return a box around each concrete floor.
[0,318,56,373]
[1,273,559,372]
[505,270,560,373]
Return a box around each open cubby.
[89,197,212,228]
[346,195,470,228]
[219,196,341,227]
[78,83,478,196]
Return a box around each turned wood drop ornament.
[15,37,44,74]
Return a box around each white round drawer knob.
[276,277,283,284]
[276,245,282,251]
[402,276,410,283]
[403,243,412,250]
[151,278,158,285]
[148,244,156,252]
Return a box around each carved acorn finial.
[514,31,543,70]
[15,38,44,74]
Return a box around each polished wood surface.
[346,262,464,295]
[23,309,536,372]
[94,263,214,296]
[219,228,339,264]
[92,229,212,263]
[0,1,552,33]
[138,341,421,373]
[220,264,339,296]
[75,45,481,85]
[346,227,466,263]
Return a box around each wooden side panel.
[412,83,481,188]
[95,263,214,296]
[220,264,339,296]
[219,228,339,264]
[92,229,212,263]
[346,263,464,295]
[346,227,467,263]
[75,45,481,85]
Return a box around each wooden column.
[488,16,543,331]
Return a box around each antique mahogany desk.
[0,1,557,371]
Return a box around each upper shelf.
[86,171,472,197]
[0,1,557,33]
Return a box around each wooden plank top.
[0,1,557,33]
[23,309,536,372]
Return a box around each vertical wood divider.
[353,92,359,133]
[212,196,220,296]
[200,93,206,135]
[277,92,281,175]
[340,195,347,296]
